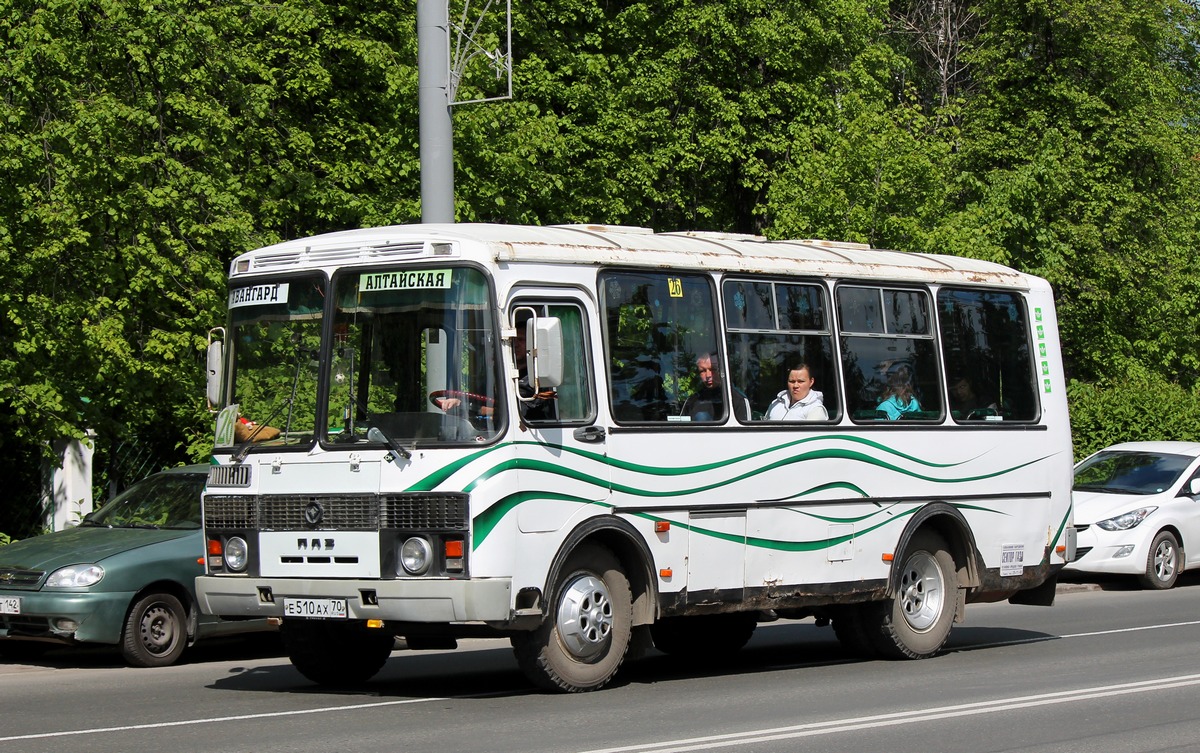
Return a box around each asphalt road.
[2,573,1199,753]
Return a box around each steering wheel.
[429,389,495,410]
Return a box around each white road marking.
[581,673,1200,753]
[2,619,1198,744]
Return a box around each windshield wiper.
[368,426,412,460]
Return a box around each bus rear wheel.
[283,620,395,686]
[512,544,632,693]
[863,530,956,659]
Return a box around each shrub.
[1067,369,1200,461]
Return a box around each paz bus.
[196,223,1075,692]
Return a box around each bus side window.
[938,289,1039,422]
[837,286,942,421]
[518,302,595,423]
[723,279,837,422]
[601,271,720,423]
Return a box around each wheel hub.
[141,606,177,654]
[898,551,945,633]
[555,574,613,659]
[1154,541,1177,580]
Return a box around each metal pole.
[418,0,454,223]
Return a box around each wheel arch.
[890,502,980,597]
[128,579,199,644]
[1149,525,1185,570]
[543,516,657,627]
[1156,524,1184,555]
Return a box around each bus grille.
[382,493,469,530]
[203,493,470,532]
[204,495,257,528]
[207,464,252,488]
[259,495,379,530]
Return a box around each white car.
[1066,441,1200,589]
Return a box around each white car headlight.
[1096,506,1157,531]
[45,564,105,588]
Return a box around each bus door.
[508,296,611,535]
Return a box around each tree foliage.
[2,0,1200,532]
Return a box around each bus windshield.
[325,265,503,445]
[218,275,327,449]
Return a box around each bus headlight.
[400,537,433,575]
[224,537,249,572]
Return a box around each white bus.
[197,223,1075,692]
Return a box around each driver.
[434,312,556,421]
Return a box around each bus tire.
[830,604,879,659]
[283,620,394,686]
[650,613,757,657]
[512,544,632,693]
[865,530,956,659]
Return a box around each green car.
[0,465,271,666]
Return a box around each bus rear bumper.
[196,576,513,623]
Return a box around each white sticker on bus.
[360,270,452,292]
[229,283,289,308]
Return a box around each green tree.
[0,0,423,527]
[939,0,1200,386]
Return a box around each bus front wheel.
[864,530,956,659]
[512,544,633,693]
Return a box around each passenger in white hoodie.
[766,364,828,421]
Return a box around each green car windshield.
[83,472,207,530]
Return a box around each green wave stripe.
[473,494,927,551]
[782,502,900,524]
[473,491,613,543]
[452,449,1050,501]
[773,481,871,502]
[407,434,998,493]
[533,434,981,475]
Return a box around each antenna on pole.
[418,0,513,223]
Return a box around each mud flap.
[1008,574,1057,607]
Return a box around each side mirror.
[527,317,563,389]
[206,328,225,411]
[1189,478,1200,497]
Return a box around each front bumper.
[196,576,513,623]
[0,588,132,645]
[1063,526,1151,576]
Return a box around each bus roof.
[235,223,1037,289]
